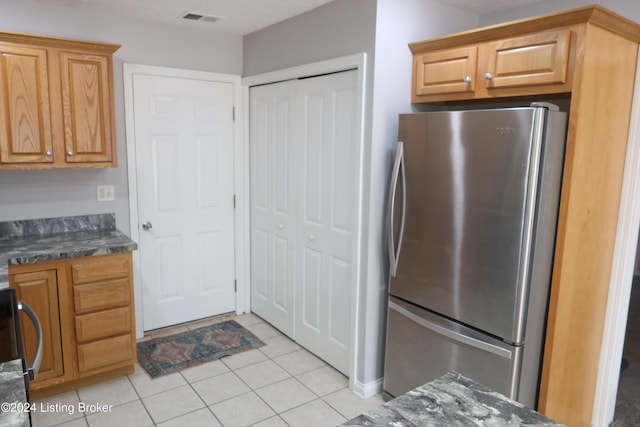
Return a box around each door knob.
[142,221,153,231]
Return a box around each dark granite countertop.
[0,360,29,427]
[341,372,565,426]
[0,214,137,290]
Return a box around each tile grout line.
[179,368,225,426]
[42,313,361,426]
[124,371,157,426]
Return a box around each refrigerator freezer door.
[383,297,523,403]
[390,108,543,342]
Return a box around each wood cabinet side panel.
[538,26,638,426]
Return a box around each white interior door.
[250,80,297,336]
[294,71,358,374]
[133,74,236,331]
[249,70,358,374]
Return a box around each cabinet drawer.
[484,29,572,89]
[71,254,130,284]
[75,307,131,343]
[77,334,133,373]
[414,46,477,96]
[73,278,130,313]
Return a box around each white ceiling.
[35,0,547,35]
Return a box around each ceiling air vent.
[180,12,223,24]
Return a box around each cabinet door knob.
[308,234,315,241]
[67,150,74,157]
[463,76,472,84]
[278,224,284,230]
[45,151,52,157]
[484,72,493,80]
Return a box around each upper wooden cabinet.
[409,6,640,427]
[412,27,574,102]
[0,31,120,169]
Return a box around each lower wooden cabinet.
[9,269,64,383]
[8,252,136,399]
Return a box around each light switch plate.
[97,185,115,201]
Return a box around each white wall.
[0,0,242,235]
[361,0,478,388]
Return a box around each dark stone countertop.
[341,372,565,426]
[0,213,137,290]
[0,360,30,427]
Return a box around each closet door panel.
[249,70,359,377]
[295,70,358,375]
[249,80,297,336]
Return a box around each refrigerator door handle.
[389,300,513,359]
[387,141,406,277]
[18,300,43,380]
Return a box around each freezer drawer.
[383,297,522,401]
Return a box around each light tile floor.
[31,313,384,427]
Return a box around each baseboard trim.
[351,377,384,399]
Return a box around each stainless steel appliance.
[383,103,567,408]
[0,288,43,423]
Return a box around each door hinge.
[234,280,237,292]
[233,194,236,208]
[232,106,236,121]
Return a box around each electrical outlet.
[97,185,115,201]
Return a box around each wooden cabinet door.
[59,51,114,163]
[483,29,572,90]
[412,46,477,99]
[9,270,64,383]
[0,44,53,164]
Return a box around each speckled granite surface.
[0,360,29,427]
[0,214,137,290]
[341,372,565,426]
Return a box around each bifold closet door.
[250,80,297,337]
[250,70,359,375]
[294,70,358,374]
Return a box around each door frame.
[123,64,245,338]
[242,53,369,394]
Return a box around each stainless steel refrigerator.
[383,103,567,409]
